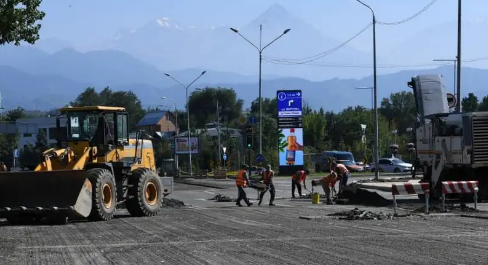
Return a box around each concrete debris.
[328,208,406,220]
[355,177,411,184]
[162,198,185,207]
[414,204,481,213]
[209,194,236,202]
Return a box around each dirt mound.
[328,208,407,220]
[209,194,236,202]
[162,198,185,207]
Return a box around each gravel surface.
[1,205,488,264]
[327,208,407,220]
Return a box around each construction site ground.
[2,173,488,265]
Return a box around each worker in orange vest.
[331,161,350,195]
[291,169,309,198]
[235,164,253,207]
[319,171,340,205]
[258,164,276,206]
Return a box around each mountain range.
[0,4,487,112]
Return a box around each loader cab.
[56,106,129,150]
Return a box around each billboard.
[277,90,304,168]
[174,137,200,155]
[279,128,304,166]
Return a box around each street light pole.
[164,71,206,176]
[433,58,457,96]
[456,0,462,113]
[230,25,291,155]
[356,0,379,180]
[161,97,178,169]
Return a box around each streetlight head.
[164,73,170,77]
[230,27,238,33]
[201,71,206,75]
[283,29,291,34]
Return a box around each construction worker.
[258,164,275,206]
[291,169,309,198]
[331,161,350,194]
[235,164,253,207]
[319,171,340,204]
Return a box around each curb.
[459,214,488,220]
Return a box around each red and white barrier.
[441,181,478,211]
[391,182,430,214]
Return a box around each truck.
[408,74,488,200]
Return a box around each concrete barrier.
[214,169,227,179]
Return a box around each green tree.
[478,95,488,112]
[70,87,145,130]
[462,93,479,112]
[0,0,45,45]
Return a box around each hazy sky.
[38,0,487,52]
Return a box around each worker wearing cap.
[291,169,309,198]
[258,164,276,206]
[331,161,350,194]
[319,171,340,204]
[235,164,253,207]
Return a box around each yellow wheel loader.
[0,106,174,225]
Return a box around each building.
[17,116,67,150]
[136,111,177,135]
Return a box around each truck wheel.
[125,168,163,217]
[87,168,117,221]
[394,168,401,173]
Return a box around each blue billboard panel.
[278,128,304,166]
[277,90,302,117]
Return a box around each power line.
[263,57,488,69]
[264,22,372,64]
[377,0,438,25]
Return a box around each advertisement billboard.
[277,90,304,172]
[279,128,304,166]
[174,137,199,155]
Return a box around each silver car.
[369,158,412,173]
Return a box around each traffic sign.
[223,154,227,161]
[237,115,247,125]
[256,153,264,163]
[276,90,303,117]
[249,116,257,124]
[13,149,18,158]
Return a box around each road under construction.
[1,174,488,264]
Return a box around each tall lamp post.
[229,25,291,155]
[355,0,379,181]
[163,71,206,176]
[356,86,378,179]
[161,97,178,169]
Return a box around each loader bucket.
[0,170,92,219]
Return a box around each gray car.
[369,158,412,173]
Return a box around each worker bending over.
[258,164,276,206]
[331,161,350,195]
[236,164,253,207]
[319,171,340,205]
[291,169,309,198]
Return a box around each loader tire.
[87,168,117,221]
[125,168,162,217]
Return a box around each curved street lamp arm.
[164,74,187,89]
[262,31,288,51]
[355,0,375,19]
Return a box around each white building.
[17,116,67,150]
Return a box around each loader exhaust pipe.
[0,170,92,219]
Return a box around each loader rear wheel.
[87,168,117,221]
[125,168,162,217]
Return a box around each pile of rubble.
[354,177,411,184]
[161,198,185,207]
[328,208,404,220]
[413,204,481,213]
[209,194,236,202]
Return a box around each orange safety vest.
[292,170,306,182]
[323,174,338,187]
[236,170,247,187]
[263,170,273,184]
[336,164,349,175]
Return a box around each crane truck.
[0,106,174,225]
[408,74,488,200]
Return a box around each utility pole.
[456,0,462,113]
[230,26,291,155]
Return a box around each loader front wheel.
[125,168,162,217]
[87,168,117,221]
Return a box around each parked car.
[368,158,412,173]
[337,160,364,172]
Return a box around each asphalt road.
[1,175,488,265]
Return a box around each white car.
[369,158,412,173]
